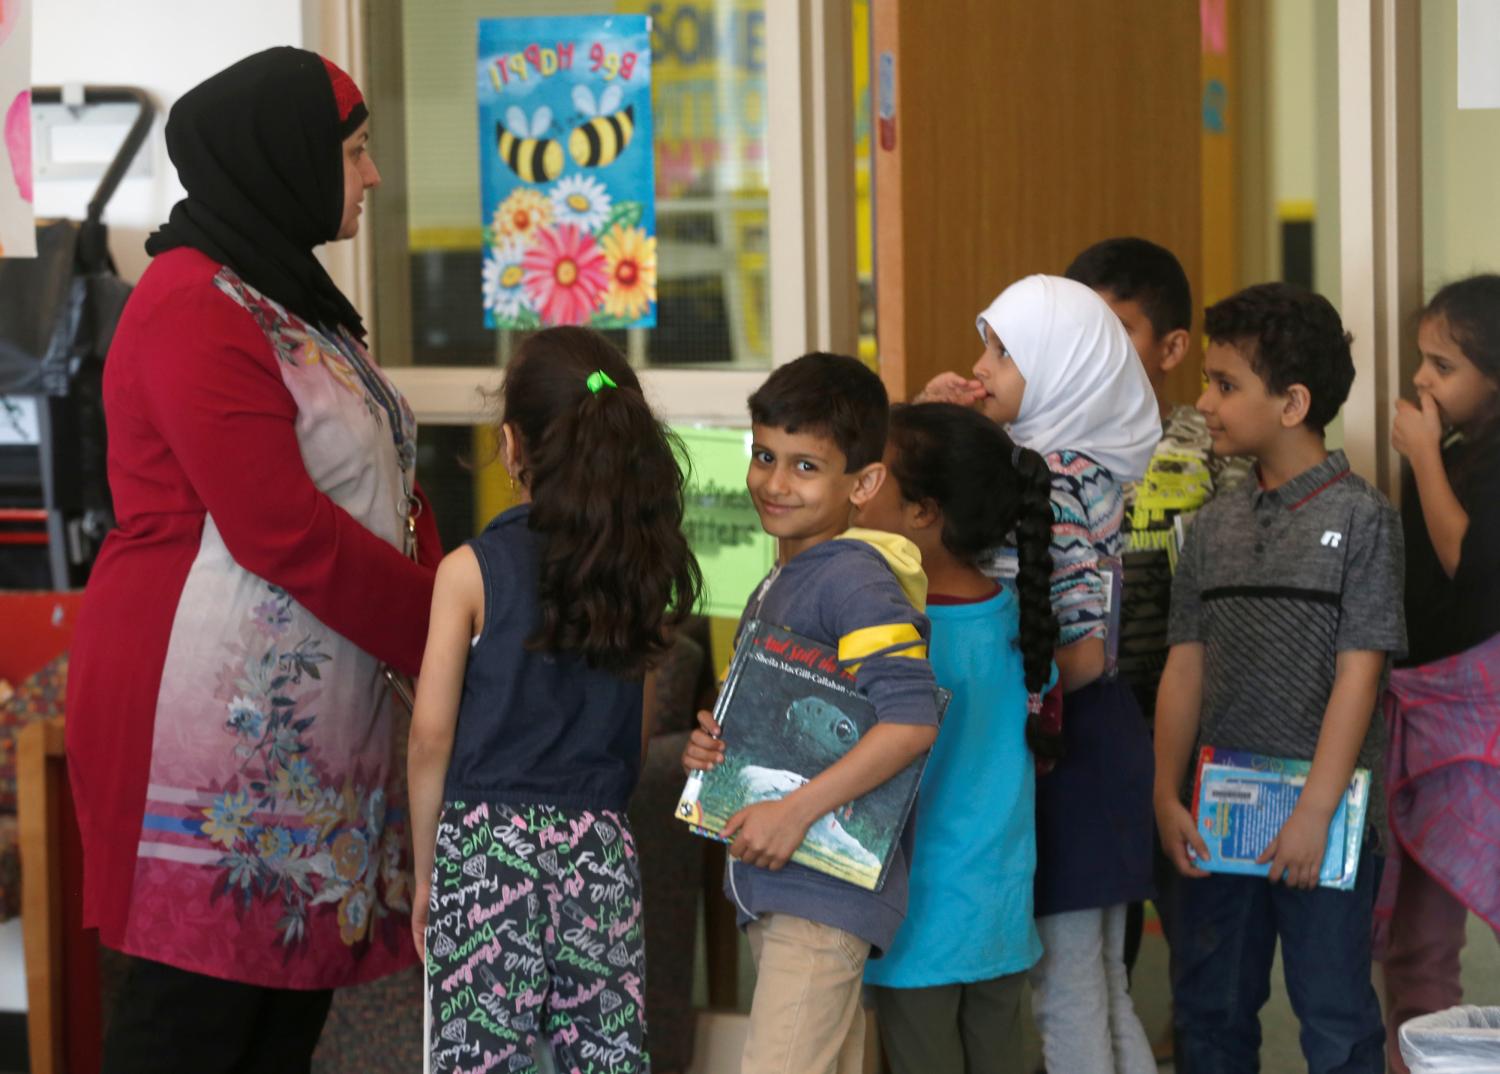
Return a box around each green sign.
[672,425,775,619]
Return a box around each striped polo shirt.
[1167,450,1406,837]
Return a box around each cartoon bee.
[568,84,635,169]
[496,105,565,184]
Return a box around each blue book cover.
[1191,746,1369,891]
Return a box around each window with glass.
[374,0,771,373]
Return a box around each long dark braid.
[885,404,1059,754]
[1009,445,1063,761]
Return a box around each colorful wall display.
[0,0,35,258]
[476,15,656,330]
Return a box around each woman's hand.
[411,877,430,958]
[915,372,986,407]
[1392,393,1443,465]
[681,710,725,774]
[1258,802,1331,890]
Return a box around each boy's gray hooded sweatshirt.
[724,528,941,955]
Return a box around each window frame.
[309,0,857,427]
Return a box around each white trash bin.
[1400,1006,1500,1073]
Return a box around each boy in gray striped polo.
[1153,283,1404,1074]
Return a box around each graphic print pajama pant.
[424,802,649,1074]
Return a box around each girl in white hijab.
[962,273,1161,482]
[921,274,1160,1074]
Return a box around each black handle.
[30,85,156,226]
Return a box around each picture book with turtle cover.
[673,619,947,892]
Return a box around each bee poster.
[476,16,655,330]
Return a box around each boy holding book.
[1154,283,1404,1073]
[681,353,940,1074]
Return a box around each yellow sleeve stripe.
[838,623,928,673]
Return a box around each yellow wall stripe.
[409,226,485,252]
[1276,199,1316,222]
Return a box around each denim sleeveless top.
[443,504,643,810]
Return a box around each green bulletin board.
[672,425,775,619]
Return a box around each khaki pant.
[743,913,872,1074]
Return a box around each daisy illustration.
[482,239,533,321]
[492,187,552,246]
[600,225,658,322]
[549,174,613,233]
[522,225,608,326]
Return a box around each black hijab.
[146,47,368,340]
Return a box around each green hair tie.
[586,369,618,394]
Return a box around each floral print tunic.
[68,248,438,988]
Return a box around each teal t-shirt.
[864,586,1043,987]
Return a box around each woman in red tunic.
[65,48,440,1072]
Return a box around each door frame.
[1336,0,1422,497]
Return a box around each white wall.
[1269,0,1317,217]
[1263,0,1341,300]
[29,0,304,282]
[1422,0,1500,294]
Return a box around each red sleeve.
[412,482,444,568]
[138,281,435,676]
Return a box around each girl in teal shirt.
[857,403,1058,1074]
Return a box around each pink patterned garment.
[117,268,419,987]
[1374,632,1500,955]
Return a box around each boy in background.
[681,353,941,1074]
[1066,237,1251,719]
[1155,284,1403,1073]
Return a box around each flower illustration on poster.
[0,0,37,259]
[477,16,655,330]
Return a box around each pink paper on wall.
[0,0,19,47]
[0,0,36,258]
[6,90,32,203]
[1200,0,1227,56]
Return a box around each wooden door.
[872,0,1204,406]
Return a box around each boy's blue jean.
[1171,849,1385,1074]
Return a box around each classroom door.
[869,0,1204,405]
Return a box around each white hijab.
[976,274,1161,483]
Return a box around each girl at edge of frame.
[407,327,702,1074]
[855,402,1059,1074]
[1381,274,1500,1074]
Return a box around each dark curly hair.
[1421,274,1500,491]
[500,327,702,678]
[885,404,1060,759]
[748,353,888,470]
[1064,236,1192,337]
[1204,282,1355,432]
